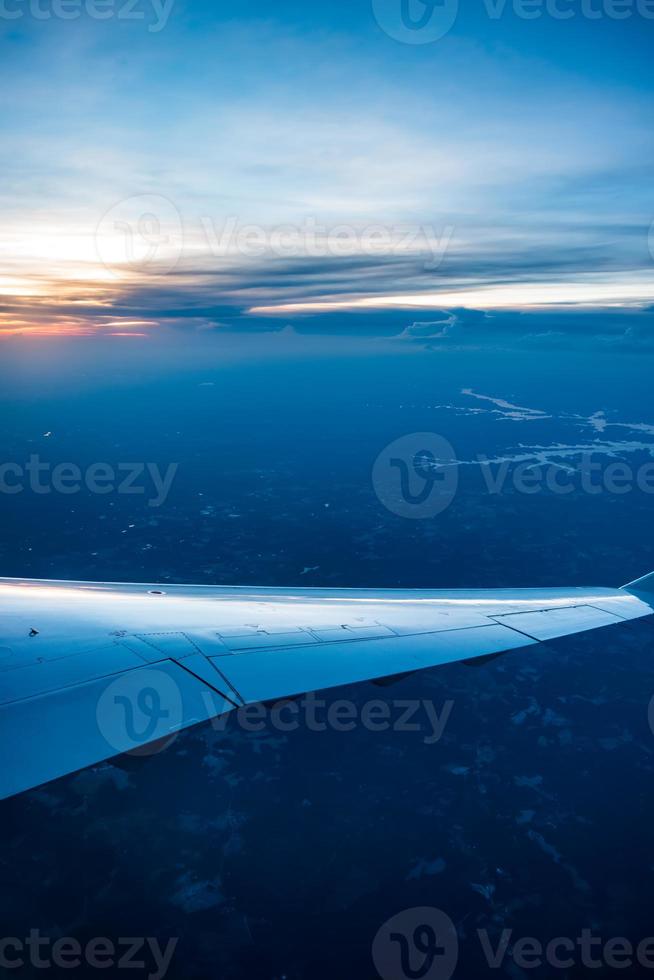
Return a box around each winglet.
[623,570,654,596]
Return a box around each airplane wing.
[1,573,653,801]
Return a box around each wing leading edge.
[0,574,652,800]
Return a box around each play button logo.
[372,0,459,44]
[372,907,459,980]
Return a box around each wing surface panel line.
[207,664,246,706]
[487,618,540,642]
[175,660,241,710]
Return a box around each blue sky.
[2,0,654,339]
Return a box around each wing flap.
[0,659,234,800]
[490,604,625,642]
[213,623,536,705]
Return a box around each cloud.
[396,313,456,340]
[421,308,654,352]
[3,10,654,337]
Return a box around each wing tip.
[623,570,654,596]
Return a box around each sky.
[2,0,654,342]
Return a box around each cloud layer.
[2,2,654,337]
